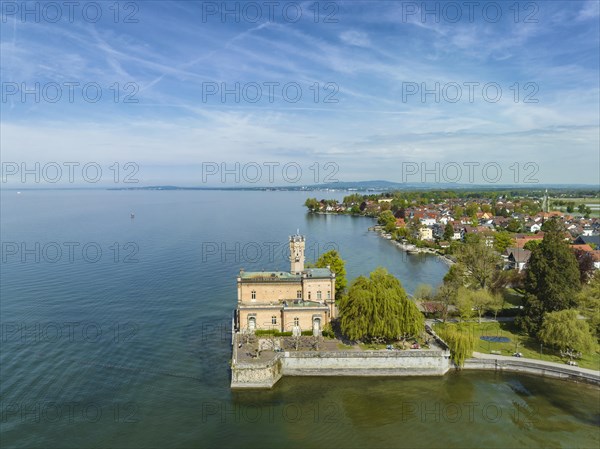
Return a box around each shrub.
[254,330,295,337]
[322,323,335,338]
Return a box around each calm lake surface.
[1,190,598,448]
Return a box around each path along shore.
[465,351,600,385]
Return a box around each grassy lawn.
[435,321,600,371]
[549,197,600,218]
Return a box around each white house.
[505,248,532,272]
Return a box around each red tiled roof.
[571,244,594,252]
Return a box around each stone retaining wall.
[230,357,283,389]
[231,350,451,388]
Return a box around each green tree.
[443,264,465,290]
[518,219,581,334]
[576,271,600,339]
[436,324,475,368]
[465,202,479,218]
[343,193,363,205]
[443,222,454,241]
[455,236,502,289]
[469,288,501,323]
[455,288,474,321]
[493,231,515,254]
[377,210,396,228]
[304,198,320,211]
[413,283,433,301]
[523,240,541,251]
[489,269,519,295]
[338,267,424,342]
[538,309,595,355]
[433,283,458,323]
[507,218,523,233]
[315,250,347,300]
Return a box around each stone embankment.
[231,348,452,389]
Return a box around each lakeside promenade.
[466,351,600,385]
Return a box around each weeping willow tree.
[436,324,475,368]
[338,267,424,342]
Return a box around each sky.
[1,0,599,187]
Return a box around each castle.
[234,233,336,336]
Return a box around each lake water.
[1,190,598,448]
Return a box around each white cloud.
[578,1,600,20]
[339,30,370,47]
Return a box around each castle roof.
[239,271,301,282]
[303,268,334,278]
[238,267,334,282]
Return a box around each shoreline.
[231,346,600,389]
[309,210,454,265]
[370,225,455,266]
[230,327,600,389]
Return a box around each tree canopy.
[576,271,600,339]
[464,288,502,323]
[436,324,475,368]
[518,219,581,334]
[338,267,424,342]
[315,249,347,300]
[538,309,595,354]
[304,198,320,211]
[377,210,396,229]
[493,231,515,254]
[455,235,502,289]
[443,222,454,241]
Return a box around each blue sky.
[1,0,599,186]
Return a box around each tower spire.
[289,232,305,274]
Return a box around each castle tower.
[289,232,305,274]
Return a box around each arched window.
[251,290,256,299]
[294,317,299,327]
[272,316,277,325]
[317,291,322,300]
